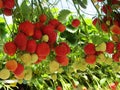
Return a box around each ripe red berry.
[71,19,80,27]
[56,86,62,90]
[26,39,37,53]
[18,21,34,36]
[36,42,50,57]
[3,8,12,16]
[84,43,96,55]
[0,0,3,9]
[101,5,112,14]
[110,25,120,34]
[97,0,104,2]
[56,56,69,66]
[3,0,15,9]
[112,52,120,62]
[85,55,96,64]
[34,22,43,30]
[47,31,57,44]
[100,23,108,32]
[57,23,66,32]
[106,42,114,54]
[48,19,60,29]
[33,29,42,40]
[92,18,100,26]
[13,63,24,76]
[39,14,47,23]
[3,41,17,56]
[14,32,27,51]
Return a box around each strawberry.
[48,19,60,29]
[56,86,62,90]
[97,0,104,2]
[18,21,34,36]
[92,18,100,26]
[112,52,120,62]
[3,41,17,56]
[0,0,3,9]
[36,42,50,57]
[116,42,120,51]
[55,42,70,56]
[71,19,80,28]
[3,0,15,9]
[111,0,120,4]
[26,39,37,53]
[109,82,117,90]
[84,43,96,55]
[34,22,43,30]
[100,23,108,32]
[13,63,24,76]
[112,34,119,42]
[110,25,120,34]
[85,55,96,64]
[41,34,49,42]
[57,23,66,32]
[47,31,57,44]
[106,42,114,54]
[3,8,12,16]
[101,4,112,14]
[56,56,69,66]
[14,32,27,51]
[42,24,55,35]
[60,42,70,53]
[32,29,42,40]
[39,14,47,23]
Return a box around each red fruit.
[101,5,112,14]
[110,25,120,34]
[34,22,43,30]
[112,52,120,62]
[3,8,12,16]
[55,42,70,56]
[116,42,120,51]
[92,18,100,26]
[36,42,50,56]
[84,43,96,55]
[57,23,66,32]
[42,24,55,34]
[18,21,34,36]
[71,19,80,27]
[56,86,62,90]
[14,63,24,76]
[109,83,117,90]
[3,0,15,9]
[60,42,70,53]
[39,14,47,23]
[0,0,3,9]
[56,56,69,66]
[106,42,114,54]
[48,19,60,29]
[85,55,96,64]
[14,32,27,51]
[111,0,120,4]
[47,31,57,44]
[97,0,104,2]
[101,23,108,32]
[33,29,42,40]
[26,39,37,53]
[3,41,17,56]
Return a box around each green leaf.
[100,78,107,85]
[58,9,71,22]
[77,0,87,9]
[91,35,104,44]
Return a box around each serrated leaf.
[58,9,71,22]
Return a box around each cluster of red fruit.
[92,0,120,34]
[83,40,120,64]
[0,0,15,16]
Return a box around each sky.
[1,0,97,24]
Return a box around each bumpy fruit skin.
[106,42,114,54]
[101,4,112,14]
[20,53,31,65]
[5,60,18,71]
[18,21,34,36]
[57,23,66,32]
[14,63,24,76]
[56,86,62,90]
[71,19,80,27]
[26,39,37,53]
[48,19,60,29]
[56,56,69,66]
[49,60,59,73]
[92,18,100,26]
[3,8,12,16]
[110,25,120,34]
[0,69,10,79]
[100,23,108,32]
[3,0,15,9]
[39,14,47,23]
[42,34,49,42]
[14,32,27,51]
[36,42,50,57]
[85,55,96,64]
[0,0,3,9]
[109,82,118,90]
[116,42,120,51]
[112,52,120,62]
[55,42,70,56]
[15,71,24,79]
[4,41,17,56]
[42,24,54,35]
[47,31,57,44]
[33,29,42,40]
[84,43,96,55]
